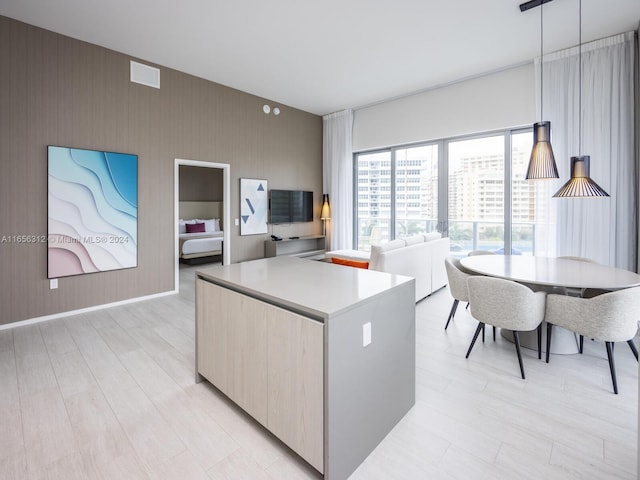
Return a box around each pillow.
[424,232,442,242]
[179,219,187,234]
[374,239,406,252]
[402,234,425,246]
[203,219,216,232]
[214,218,221,231]
[186,222,205,233]
[331,257,369,269]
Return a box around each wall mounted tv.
[269,190,313,224]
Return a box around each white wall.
[353,63,536,152]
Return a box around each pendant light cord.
[540,0,543,122]
[578,0,582,156]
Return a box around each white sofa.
[326,233,450,302]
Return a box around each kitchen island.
[195,256,415,480]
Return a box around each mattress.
[182,237,223,255]
[179,231,223,240]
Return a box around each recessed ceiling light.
[263,104,271,114]
[273,107,280,116]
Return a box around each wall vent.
[130,61,160,89]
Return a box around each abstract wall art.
[47,146,138,278]
[240,178,268,235]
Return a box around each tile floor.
[0,263,637,479]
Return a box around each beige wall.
[179,166,223,202]
[353,64,536,151]
[0,15,322,326]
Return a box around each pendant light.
[553,0,609,198]
[525,0,559,180]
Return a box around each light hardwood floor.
[1,263,637,479]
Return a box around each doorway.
[174,159,231,291]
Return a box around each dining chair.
[544,287,640,394]
[466,276,546,379]
[467,250,496,256]
[444,257,470,330]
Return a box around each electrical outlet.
[50,278,58,289]
[363,322,371,347]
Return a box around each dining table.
[459,255,640,354]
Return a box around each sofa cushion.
[402,234,425,246]
[369,239,405,270]
[331,257,370,269]
[424,232,442,242]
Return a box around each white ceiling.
[1,0,638,116]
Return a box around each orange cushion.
[331,257,369,269]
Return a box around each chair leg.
[466,302,470,310]
[579,335,584,354]
[513,331,526,379]
[482,324,485,343]
[466,322,484,359]
[493,326,496,341]
[627,339,639,361]
[445,299,459,330]
[545,323,553,363]
[605,342,618,394]
[537,324,542,360]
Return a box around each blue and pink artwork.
[47,146,138,278]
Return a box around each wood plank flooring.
[0,263,637,479]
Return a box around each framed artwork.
[240,178,268,235]
[47,146,138,278]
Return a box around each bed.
[178,201,224,264]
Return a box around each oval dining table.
[459,255,640,354]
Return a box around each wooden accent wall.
[0,15,322,326]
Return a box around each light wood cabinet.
[197,279,323,471]
[267,307,324,472]
[196,280,268,425]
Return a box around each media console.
[264,234,326,259]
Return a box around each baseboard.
[0,289,178,330]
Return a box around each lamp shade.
[320,194,331,220]
[526,122,559,179]
[553,156,609,197]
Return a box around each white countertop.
[197,256,414,319]
[460,255,640,290]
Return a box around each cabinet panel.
[196,280,268,425]
[267,307,324,473]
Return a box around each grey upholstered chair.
[466,276,546,379]
[544,287,640,394]
[444,257,470,330]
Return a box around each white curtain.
[323,109,354,251]
[534,32,637,270]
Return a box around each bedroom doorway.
[174,159,231,292]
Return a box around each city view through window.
[355,129,538,255]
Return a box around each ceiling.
[1,0,638,116]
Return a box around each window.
[355,151,392,250]
[448,135,504,254]
[354,127,537,255]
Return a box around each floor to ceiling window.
[354,127,537,255]
[355,151,392,250]
[447,135,505,254]
[395,145,438,239]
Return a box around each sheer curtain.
[534,32,637,270]
[323,109,354,251]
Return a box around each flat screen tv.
[270,190,313,224]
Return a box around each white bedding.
[182,237,223,255]
[179,231,224,240]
